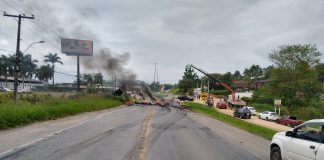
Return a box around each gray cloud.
[1,0,324,84]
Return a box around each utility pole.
[153,63,157,92]
[4,12,34,102]
[77,55,80,91]
[114,74,117,91]
[156,70,159,92]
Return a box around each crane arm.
[190,64,236,100]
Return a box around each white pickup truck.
[270,119,324,160]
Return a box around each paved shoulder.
[147,106,269,160]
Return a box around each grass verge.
[0,95,123,130]
[183,102,277,140]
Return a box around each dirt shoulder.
[194,99,292,132]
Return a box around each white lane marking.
[0,108,125,159]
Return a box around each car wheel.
[258,115,261,119]
[270,146,282,160]
[290,124,296,128]
[266,117,269,121]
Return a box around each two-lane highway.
[0,105,269,160]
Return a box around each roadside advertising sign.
[61,38,93,56]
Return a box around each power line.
[8,0,63,39]
[1,0,62,52]
[55,71,76,77]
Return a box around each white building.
[0,76,43,90]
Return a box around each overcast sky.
[1,0,324,84]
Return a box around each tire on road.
[270,146,282,160]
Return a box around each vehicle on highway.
[233,106,251,119]
[216,101,227,109]
[270,119,324,160]
[246,106,257,116]
[258,111,278,121]
[277,116,303,128]
[0,86,13,93]
[177,95,193,101]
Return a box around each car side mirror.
[286,131,295,137]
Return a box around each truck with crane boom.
[190,65,246,108]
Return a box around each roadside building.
[232,80,249,92]
[0,76,43,90]
[249,80,271,90]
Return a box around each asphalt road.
[0,105,269,160]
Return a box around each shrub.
[252,88,274,104]
[241,97,253,105]
[292,107,322,120]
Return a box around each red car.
[216,101,227,109]
[277,116,303,128]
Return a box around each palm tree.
[20,53,38,89]
[0,54,15,87]
[44,53,63,86]
[35,64,54,86]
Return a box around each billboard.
[61,38,93,56]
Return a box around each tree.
[93,73,103,86]
[315,63,324,83]
[232,70,242,80]
[270,44,321,69]
[81,73,103,87]
[81,73,94,86]
[178,65,199,95]
[35,64,54,85]
[266,44,322,107]
[20,53,38,89]
[220,72,232,85]
[263,65,274,79]
[0,54,15,87]
[44,53,63,86]
[243,64,263,79]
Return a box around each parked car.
[258,111,278,121]
[277,116,303,128]
[0,86,6,92]
[270,119,324,160]
[246,106,257,116]
[0,86,13,93]
[216,101,227,109]
[177,95,193,101]
[233,106,251,119]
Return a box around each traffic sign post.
[274,99,282,116]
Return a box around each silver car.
[246,106,257,116]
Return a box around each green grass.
[0,95,123,129]
[183,102,277,140]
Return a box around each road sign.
[274,99,281,106]
[61,38,93,56]
[201,92,208,101]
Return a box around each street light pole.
[22,40,45,54]
[153,63,157,92]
